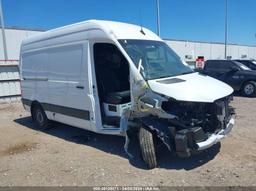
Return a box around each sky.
[1,0,256,45]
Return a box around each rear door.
[204,60,239,88]
[221,61,241,90]
[204,60,224,80]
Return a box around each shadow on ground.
[14,116,220,170]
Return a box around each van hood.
[147,72,233,103]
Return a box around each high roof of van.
[22,20,162,45]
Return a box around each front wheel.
[31,104,51,130]
[242,81,256,97]
[139,127,157,169]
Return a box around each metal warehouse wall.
[0,28,42,60]
[0,60,20,103]
[165,39,256,61]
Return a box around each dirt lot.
[0,97,256,186]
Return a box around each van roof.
[22,20,161,45]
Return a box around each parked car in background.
[234,60,256,70]
[203,60,256,97]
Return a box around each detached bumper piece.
[196,115,235,150]
[175,115,235,157]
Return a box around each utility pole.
[156,0,160,36]
[0,0,8,60]
[224,0,228,59]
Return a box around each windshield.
[119,40,193,80]
[234,61,251,70]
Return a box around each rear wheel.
[31,104,51,130]
[242,81,256,97]
[139,127,157,169]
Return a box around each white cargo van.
[20,20,235,168]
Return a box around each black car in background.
[203,60,256,97]
[234,60,256,70]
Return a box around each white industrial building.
[0,27,42,60]
[0,27,42,102]
[0,27,256,102]
[1,27,256,61]
[166,39,256,65]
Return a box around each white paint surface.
[148,72,234,103]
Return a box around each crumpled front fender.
[139,116,173,151]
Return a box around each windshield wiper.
[154,74,175,79]
[156,71,194,79]
[151,71,194,80]
[180,71,195,75]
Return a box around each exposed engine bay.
[161,95,235,135]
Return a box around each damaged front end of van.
[119,39,235,168]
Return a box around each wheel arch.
[240,80,256,97]
[30,100,43,120]
[240,80,256,91]
[139,116,172,151]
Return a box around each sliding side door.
[47,41,94,130]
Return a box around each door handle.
[76,85,84,89]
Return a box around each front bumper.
[196,115,235,150]
[175,115,235,157]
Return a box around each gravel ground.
[0,97,256,186]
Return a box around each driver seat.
[96,53,131,105]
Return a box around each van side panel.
[21,29,113,133]
[47,44,82,107]
[46,42,93,130]
[21,41,95,131]
[22,51,48,104]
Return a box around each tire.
[139,127,157,169]
[242,81,256,97]
[31,104,50,130]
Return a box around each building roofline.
[163,38,256,48]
